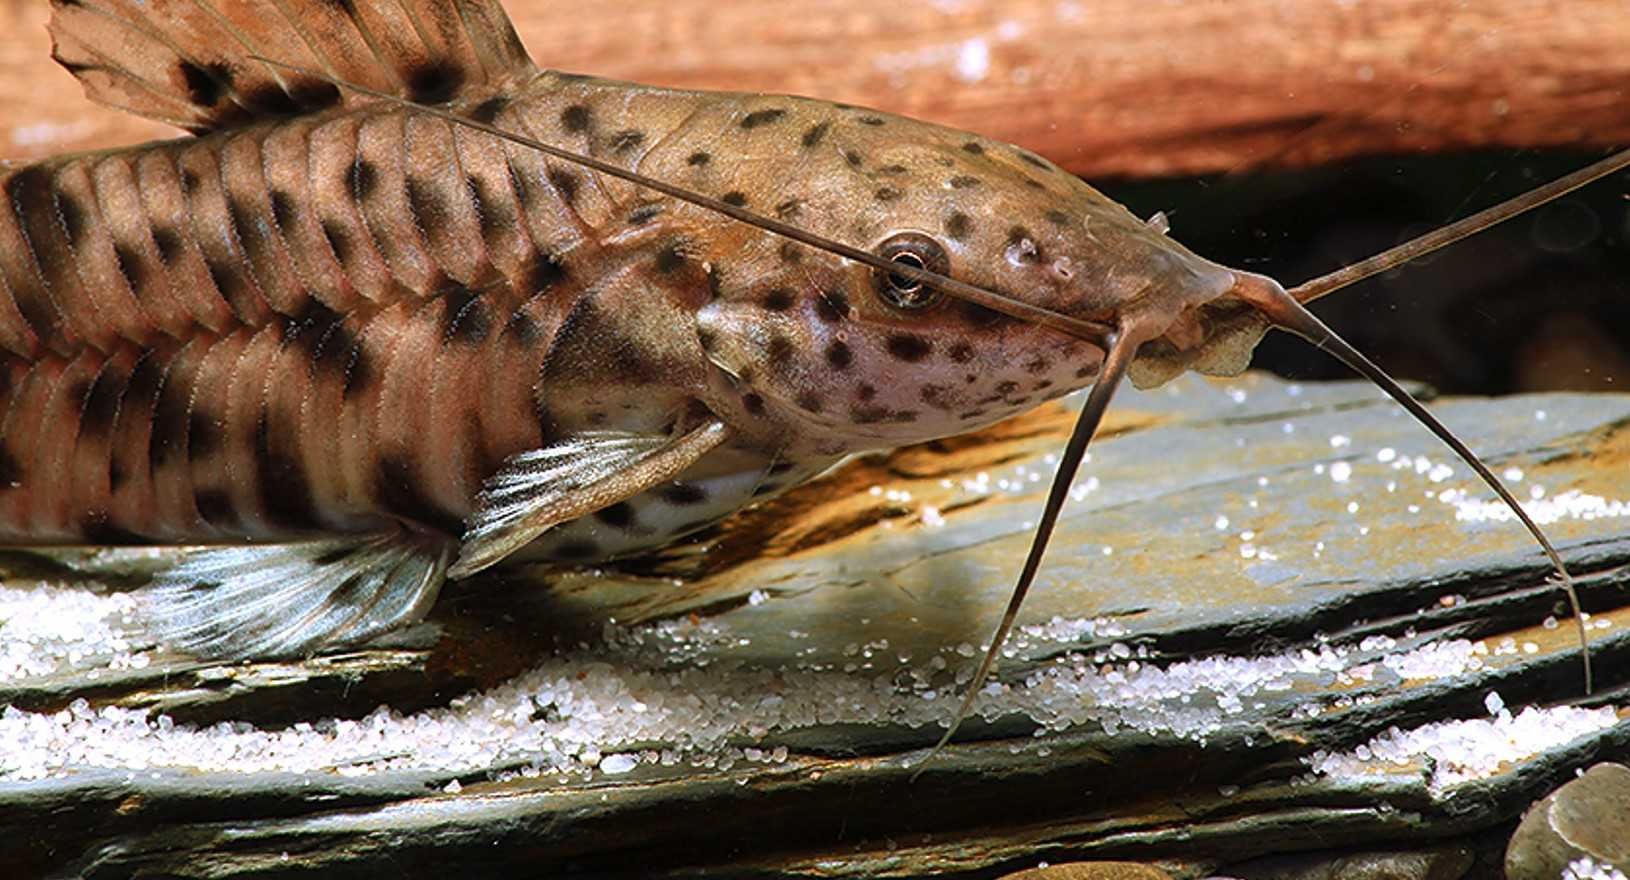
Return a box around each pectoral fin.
[143,532,452,659]
[450,419,733,578]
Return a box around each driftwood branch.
[3,1,1627,176]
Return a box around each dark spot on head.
[945,211,971,241]
[177,60,231,107]
[1044,209,1072,227]
[874,186,902,202]
[405,60,464,104]
[779,241,802,263]
[1018,150,1052,170]
[878,164,909,176]
[547,167,580,205]
[949,342,975,363]
[842,149,863,168]
[112,244,144,295]
[1034,379,1054,391]
[762,288,795,311]
[886,333,932,362]
[962,141,985,155]
[610,129,645,153]
[627,202,664,225]
[151,226,183,264]
[594,501,636,529]
[561,104,591,133]
[468,96,509,124]
[741,393,766,416]
[920,384,955,409]
[1006,225,1041,264]
[825,340,852,369]
[1023,354,1051,374]
[442,287,491,345]
[801,121,831,148]
[995,380,1020,395]
[815,289,849,323]
[795,391,824,413]
[654,240,687,273]
[720,191,747,207]
[740,108,786,128]
[349,157,378,199]
[766,334,795,368]
[857,115,885,126]
[856,383,877,402]
[687,151,711,166]
[661,481,709,506]
[957,409,987,421]
[1074,364,1097,379]
[949,175,981,189]
[957,300,1008,329]
[320,220,351,263]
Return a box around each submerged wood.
[3,373,1628,878]
[3,1,1629,176]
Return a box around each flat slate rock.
[2,373,1628,879]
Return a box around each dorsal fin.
[49,0,535,135]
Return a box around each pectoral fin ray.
[450,419,734,578]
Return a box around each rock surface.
[1505,762,1630,880]
[2,374,1628,878]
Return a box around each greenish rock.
[1505,762,1630,880]
[2,374,1629,878]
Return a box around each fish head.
[693,106,1260,455]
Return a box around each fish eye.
[874,232,948,310]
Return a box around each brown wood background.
[2,0,1627,177]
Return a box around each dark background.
[1105,150,1630,397]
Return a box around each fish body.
[0,0,1434,660]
